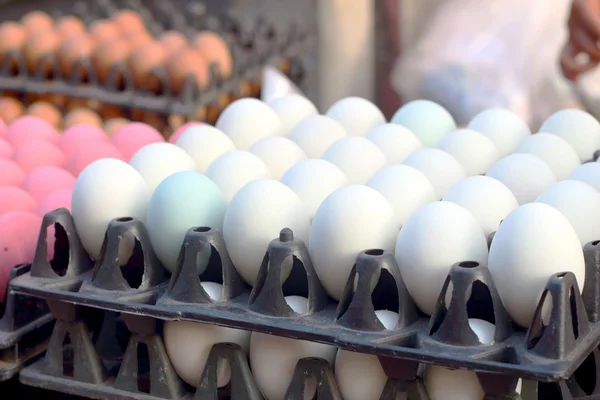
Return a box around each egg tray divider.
[0,0,313,119]
[10,209,600,397]
[0,263,54,381]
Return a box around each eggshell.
[0,186,36,214]
[366,123,422,164]
[21,166,75,203]
[321,137,387,184]
[21,11,53,34]
[104,118,130,137]
[91,38,131,83]
[309,185,398,300]
[267,94,318,133]
[13,140,64,172]
[569,162,600,191]
[391,100,456,147]
[37,189,72,216]
[129,41,169,88]
[486,154,556,204]
[55,16,86,40]
[281,159,349,219]
[159,31,188,55]
[26,102,62,128]
[64,108,103,129]
[111,9,147,35]
[402,148,466,198]
[6,116,60,147]
[175,125,235,173]
[66,142,123,177]
[71,158,150,259]
[467,108,531,157]
[166,49,210,93]
[168,122,204,144]
[514,133,580,180]
[0,137,13,157]
[89,20,121,45]
[0,22,26,63]
[488,203,586,328]
[59,125,110,158]
[436,129,500,176]
[23,30,61,73]
[249,136,307,180]
[539,108,600,162]
[0,158,25,186]
[192,31,233,79]
[0,97,23,124]
[57,35,95,78]
[288,115,347,158]
[326,97,385,137]
[111,122,164,161]
[395,201,488,315]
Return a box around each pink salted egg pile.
[0,138,13,158]
[111,122,165,161]
[5,116,60,148]
[22,167,76,203]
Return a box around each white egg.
[334,310,403,400]
[325,97,385,137]
[280,159,349,219]
[395,201,488,315]
[288,115,347,158]
[321,137,387,184]
[223,179,311,286]
[443,176,519,237]
[539,108,600,162]
[513,133,580,180]
[486,154,556,205]
[467,108,531,156]
[163,282,250,388]
[175,125,236,173]
[145,171,227,273]
[436,129,500,176]
[367,165,437,227]
[71,158,149,260]
[402,149,466,198]
[309,185,398,300]
[568,162,600,191]
[129,143,196,195]
[250,296,337,400]
[535,180,600,246]
[249,136,308,180]
[391,100,456,147]
[215,98,285,150]
[488,203,585,328]
[205,151,271,204]
[365,123,422,164]
[267,94,318,133]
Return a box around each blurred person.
[562,0,600,80]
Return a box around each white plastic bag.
[392,0,578,128]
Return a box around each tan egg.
[122,29,153,50]
[168,114,185,132]
[89,20,121,45]
[55,16,86,40]
[192,31,233,79]
[159,31,188,55]
[23,29,61,75]
[21,11,54,35]
[27,101,62,127]
[57,34,95,78]
[140,111,167,133]
[98,104,125,120]
[64,107,103,128]
[104,117,130,136]
[0,97,24,122]
[0,22,26,72]
[91,38,131,83]
[66,97,100,111]
[166,48,209,93]
[129,41,168,89]
[111,9,147,35]
[37,93,68,108]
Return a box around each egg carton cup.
[0,263,54,381]
[0,0,313,120]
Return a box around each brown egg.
[66,97,100,111]
[104,117,130,136]
[57,34,95,79]
[140,111,166,132]
[0,96,24,122]
[168,114,185,132]
[166,48,209,93]
[91,38,131,83]
[55,16,86,40]
[36,93,68,108]
[122,30,153,49]
[111,9,147,35]
[89,20,121,45]
[129,41,168,89]
[192,31,233,79]
[159,31,188,55]
[27,101,62,127]
[0,22,26,71]
[98,104,125,119]
[23,29,61,75]
[21,11,54,35]
[64,107,103,128]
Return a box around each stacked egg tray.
[0,0,315,124]
[6,207,600,399]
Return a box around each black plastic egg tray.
[9,207,600,399]
[0,0,315,121]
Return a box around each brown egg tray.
[0,0,314,120]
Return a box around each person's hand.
[561,0,600,81]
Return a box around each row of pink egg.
[0,114,204,301]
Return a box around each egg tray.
[0,0,314,119]
[0,263,54,381]
[11,209,600,387]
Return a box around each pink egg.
[5,116,60,148]
[111,122,164,161]
[0,159,26,186]
[37,189,72,217]
[0,118,6,137]
[59,124,110,159]
[169,122,204,144]
[13,140,65,172]
[0,137,13,158]
[0,186,36,214]
[22,167,76,202]
[0,211,43,301]
[67,141,123,176]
